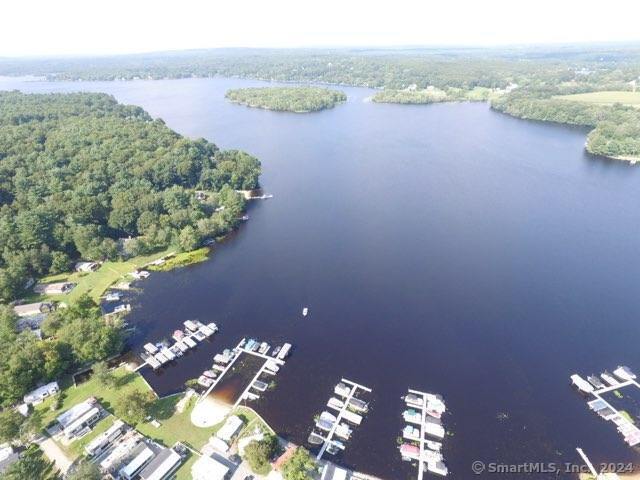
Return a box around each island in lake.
[225,86,346,113]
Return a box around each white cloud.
[2,0,639,57]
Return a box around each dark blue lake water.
[3,76,640,478]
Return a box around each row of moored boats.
[141,320,218,369]
[240,338,292,361]
[400,390,448,477]
[570,365,636,395]
[307,381,370,456]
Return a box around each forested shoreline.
[225,87,346,112]
[0,91,261,302]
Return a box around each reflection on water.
[210,355,265,405]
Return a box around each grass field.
[554,91,640,106]
[28,247,176,303]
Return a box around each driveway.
[36,436,72,475]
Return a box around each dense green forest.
[225,87,346,112]
[0,296,123,405]
[4,46,640,90]
[372,87,492,104]
[491,91,640,160]
[0,91,261,302]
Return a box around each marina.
[197,337,291,405]
[400,389,448,478]
[571,366,640,448]
[137,320,218,371]
[308,378,372,461]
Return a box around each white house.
[23,382,59,405]
[191,455,229,480]
[75,261,99,273]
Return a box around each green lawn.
[36,367,150,426]
[175,451,197,480]
[30,247,177,303]
[554,91,640,106]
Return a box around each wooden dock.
[198,339,288,405]
[316,378,372,461]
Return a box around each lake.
[3,76,640,478]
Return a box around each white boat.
[335,423,352,440]
[160,347,175,361]
[176,341,188,353]
[197,375,213,388]
[427,460,448,477]
[327,398,344,411]
[302,307,308,316]
[334,382,351,398]
[212,364,226,372]
[264,361,280,373]
[169,345,183,357]
[277,343,292,360]
[403,425,420,441]
[143,343,158,354]
[172,330,185,342]
[423,420,445,439]
[199,324,214,337]
[202,370,217,379]
[320,411,337,423]
[207,322,219,333]
[426,440,442,451]
[193,331,206,341]
[571,374,595,393]
[155,353,168,364]
[146,356,161,369]
[105,293,121,302]
[183,337,197,348]
[405,393,424,407]
[403,409,421,425]
[243,392,260,401]
[258,342,270,355]
[113,304,131,313]
[600,371,619,387]
[341,410,362,425]
[614,366,637,381]
[184,320,199,332]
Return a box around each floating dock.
[197,337,290,407]
[401,388,448,478]
[314,378,372,461]
[570,367,640,448]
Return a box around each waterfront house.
[23,381,59,405]
[321,464,350,480]
[85,419,127,457]
[215,415,243,442]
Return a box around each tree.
[244,434,278,474]
[116,390,155,425]
[18,409,43,443]
[92,361,117,388]
[0,306,17,344]
[281,447,316,480]
[0,410,22,443]
[178,225,200,252]
[49,251,70,274]
[0,445,59,480]
[65,461,101,480]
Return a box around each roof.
[139,448,181,480]
[191,455,229,480]
[23,381,59,404]
[0,446,19,473]
[216,415,243,442]
[13,302,52,317]
[120,446,155,478]
[209,437,229,453]
[56,398,97,428]
[272,445,296,471]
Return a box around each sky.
[3,0,640,57]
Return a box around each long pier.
[316,378,371,461]
[197,339,245,403]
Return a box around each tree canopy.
[281,447,316,480]
[0,91,260,302]
[226,87,346,113]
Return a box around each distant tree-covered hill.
[225,86,346,112]
[0,91,261,302]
